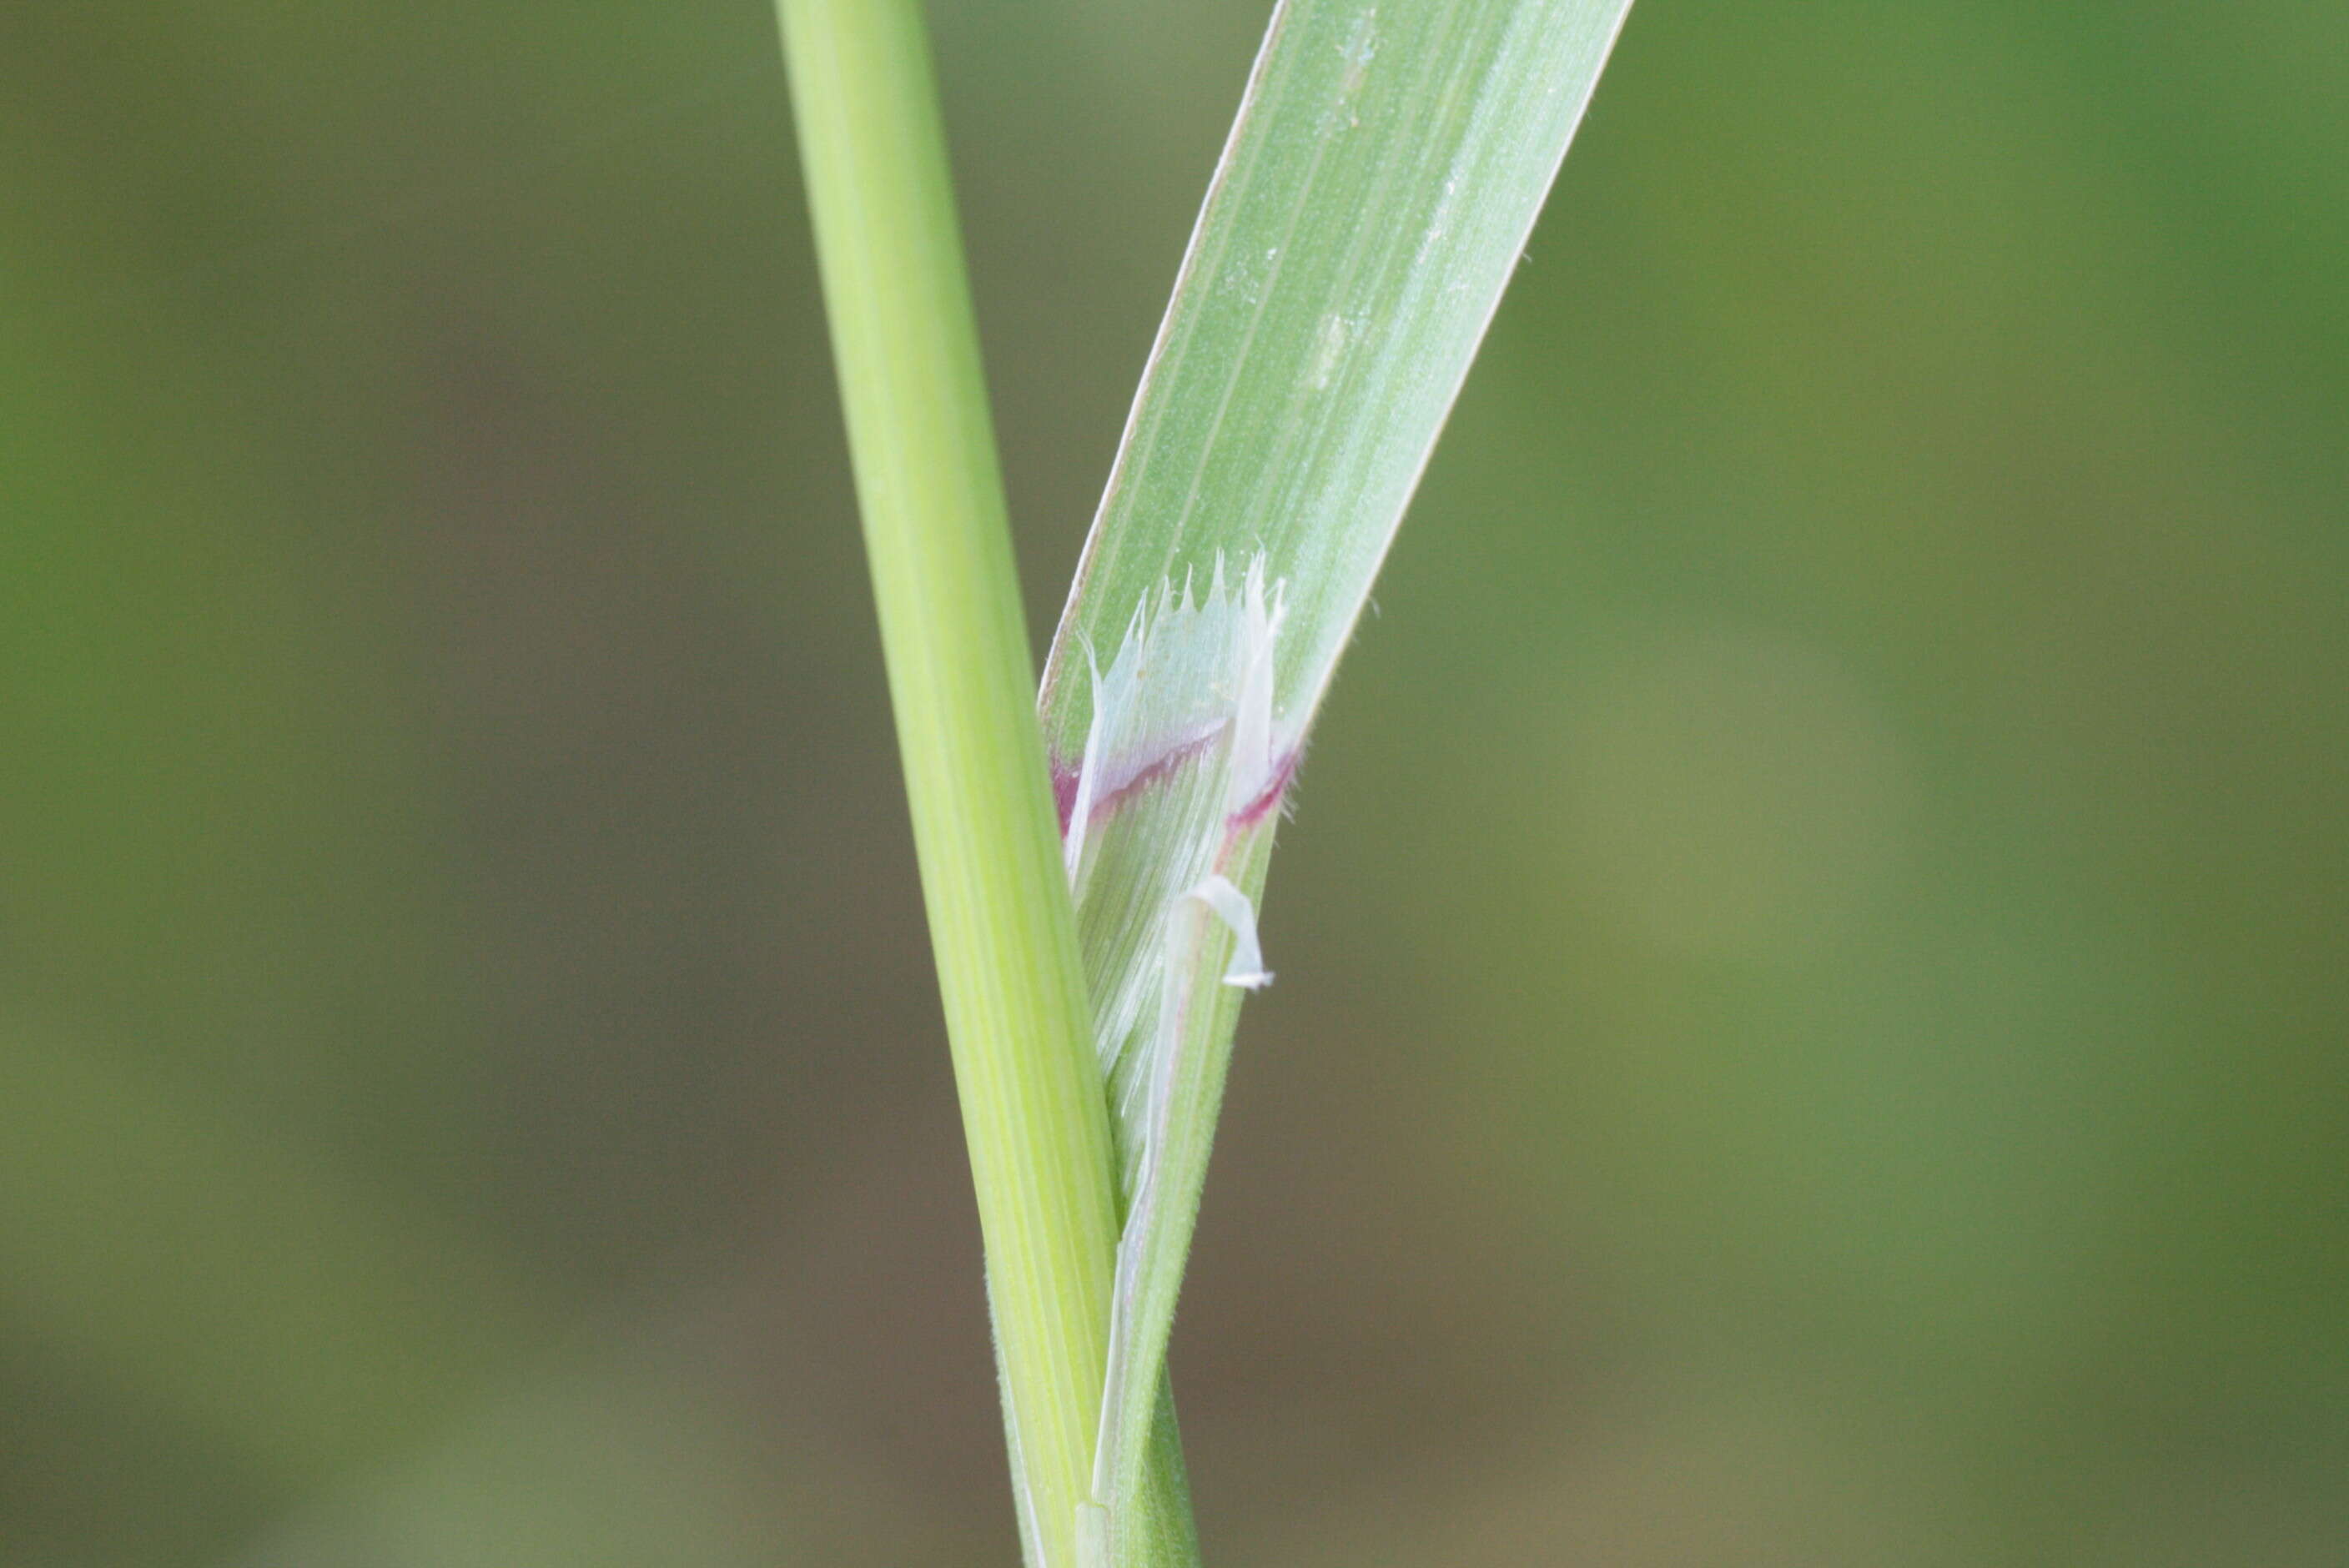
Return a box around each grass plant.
[777,2,1632,1562]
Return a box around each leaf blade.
[1043,3,1636,1560]
[1044,0,1636,757]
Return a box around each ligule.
[1059,555,1295,1191]
[1050,561,1294,1559]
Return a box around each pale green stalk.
[774,5,1120,1564]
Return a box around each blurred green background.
[5,2,2346,1563]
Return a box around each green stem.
[775,4,1119,1564]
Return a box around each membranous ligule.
[1047,554,1297,1527]
[1055,554,1290,1200]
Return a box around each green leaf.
[1039,3,1635,1560]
